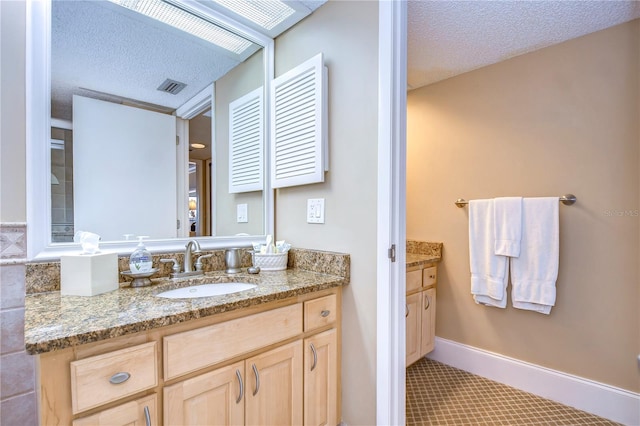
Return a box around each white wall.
[274,1,380,424]
[73,96,177,241]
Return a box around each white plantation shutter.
[229,87,264,193]
[271,53,328,189]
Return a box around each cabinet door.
[245,340,303,426]
[304,329,338,426]
[73,394,157,426]
[420,288,437,356]
[405,292,422,366]
[163,360,244,426]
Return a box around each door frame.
[376,1,408,425]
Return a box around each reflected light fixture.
[189,199,197,210]
[107,0,253,54]
[191,143,206,149]
[212,0,295,30]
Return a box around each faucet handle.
[160,258,181,273]
[195,254,213,271]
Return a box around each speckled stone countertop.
[406,240,443,269]
[25,268,347,355]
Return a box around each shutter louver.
[271,53,327,188]
[229,87,264,193]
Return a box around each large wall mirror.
[27,0,276,260]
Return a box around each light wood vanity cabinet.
[38,288,341,426]
[164,340,303,426]
[406,264,437,367]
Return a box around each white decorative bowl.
[252,252,288,271]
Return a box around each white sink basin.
[156,283,257,299]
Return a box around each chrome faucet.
[160,239,204,279]
[184,239,201,273]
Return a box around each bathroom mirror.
[27,0,275,260]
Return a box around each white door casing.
[377,1,408,426]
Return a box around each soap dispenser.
[129,236,152,273]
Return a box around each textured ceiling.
[408,0,640,90]
[52,0,640,120]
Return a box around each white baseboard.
[427,337,640,426]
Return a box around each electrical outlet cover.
[307,198,325,224]
[237,204,248,223]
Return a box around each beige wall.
[215,50,264,236]
[0,0,27,223]
[407,20,640,392]
[274,1,379,424]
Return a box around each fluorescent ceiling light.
[212,0,295,30]
[108,0,253,54]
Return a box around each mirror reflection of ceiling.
[408,0,640,90]
[50,0,327,121]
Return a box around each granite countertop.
[406,253,441,269]
[406,240,443,269]
[25,269,347,355]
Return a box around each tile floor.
[406,358,621,425]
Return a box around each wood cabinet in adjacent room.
[406,264,437,367]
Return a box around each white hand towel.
[511,197,559,314]
[469,199,509,308]
[494,197,522,257]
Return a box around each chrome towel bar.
[455,194,576,208]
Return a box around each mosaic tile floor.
[406,358,621,425]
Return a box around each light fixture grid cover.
[109,0,253,54]
[213,0,295,30]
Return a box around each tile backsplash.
[0,223,38,426]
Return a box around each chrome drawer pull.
[252,364,260,396]
[310,343,318,371]
[144,406,151,426]
[320,310,330,317]
[235,369,244,404]
[405,304,409,317]
[424,294,431,311]
[109,372,131,385]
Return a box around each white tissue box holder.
[61,253,119,296]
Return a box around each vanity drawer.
[70,342,158,414]
[304,294,337,332]
[72,393,157,426]
[164,303,302,380]
[406,269,422,293]
[423,266,437,288]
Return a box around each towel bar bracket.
[455,194,576,208]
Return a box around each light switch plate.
[307,198,325,224]
[237,204,248,223]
